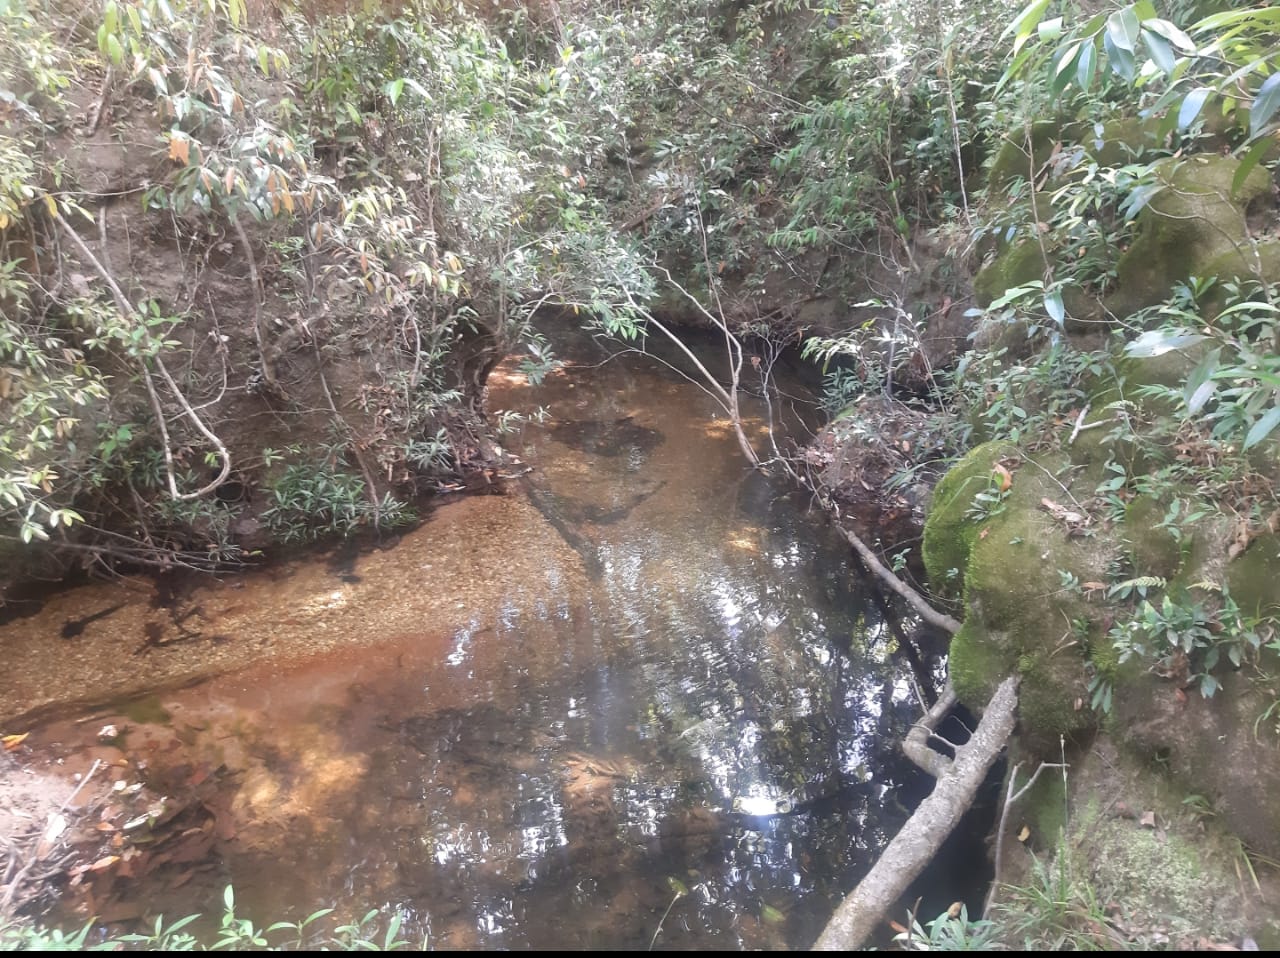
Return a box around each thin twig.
[231,212,279,393]
[56,216,232,501]
[649,891,684,951]
[985,761,1069,917]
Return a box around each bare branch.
[56,216,232,502]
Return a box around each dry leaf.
[1227,519,1253,560]
[947,902,963,919]
[1139,810,1156,828]
[167,134,189,165]
[993,462,1013,492]
[1017,825,1031,842]
[2,732,29,751]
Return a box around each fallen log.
[812,676,1019,951]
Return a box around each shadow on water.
[15,319,992,949]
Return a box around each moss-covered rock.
[1078,115,1164,168]
[1123,495,1186,580]
[1227,532,1280,618]
[1108,153,1274,319]
[972,239,1043,309]
[987,120,1063,193]
[921,440,1018,599]
[925,442,1113,743]
[1112,666,1280,861]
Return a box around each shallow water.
[4,324,939,949]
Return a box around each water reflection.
[20,323,936,950]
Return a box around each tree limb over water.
[812,676,1019,951]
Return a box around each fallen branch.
[812,676,1019,951]
[834,525,962,635]
[902,680,959,779]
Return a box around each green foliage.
[1125,278,1280,453]
[262,461,413,543]
[0,884,418,950]
[892,904,1002,951]
[1004,0,1280,154]
[991,852,1117,950]
[1108,585,1265,699]
[949,338,1112,448]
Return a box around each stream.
[0,323,971,949]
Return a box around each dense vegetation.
[4,0,1280,947]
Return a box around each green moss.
[929,447,1113,739]
[1123,495,1185,579]
[921,440,1020,599]
[1021,763,1068,848]
[947,620,1005,707]
[972,239,1044,309]
[1087,818,1236,940]
[1227,532,1280,618]
[1109,153,1273,319]
[1080,115,1164,167]
[987,120,1062,192]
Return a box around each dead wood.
[812,676,1019,951]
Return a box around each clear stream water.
[2,324,971,949]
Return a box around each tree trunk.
[812,676,1019,951]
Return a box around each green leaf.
[1193,7,1280,34]
[1132,0,1157,21]
[1177,87,1212,130]
[1044,289,1065,325]
[1107,6,1141,53]
[1183,346,1221,414]
[1076,40,1097,90]
[103,0,118,35]
[385,77,405,106]
[1104,30,1136,81]
[1141,28,1176,76]
[1143,17,1195,52]
[1052,41,1083,96]
[1249,72,1280,139]
[106,33,123,66]
[1119,182,1164,220]
[1124,329,1206,358]
[1243,405,1280,450]
[1004,0,1051,57]
[1232,138,1271,197]
[1038,16,1063,42]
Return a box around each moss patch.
[1227,532,1280,618]
[921,440,1020,600]
[1109,153,1274,319]
[987,120,1062,193]
[927,444,1115,740]
[1123,494,1186,580]
[973,239,1044,309]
